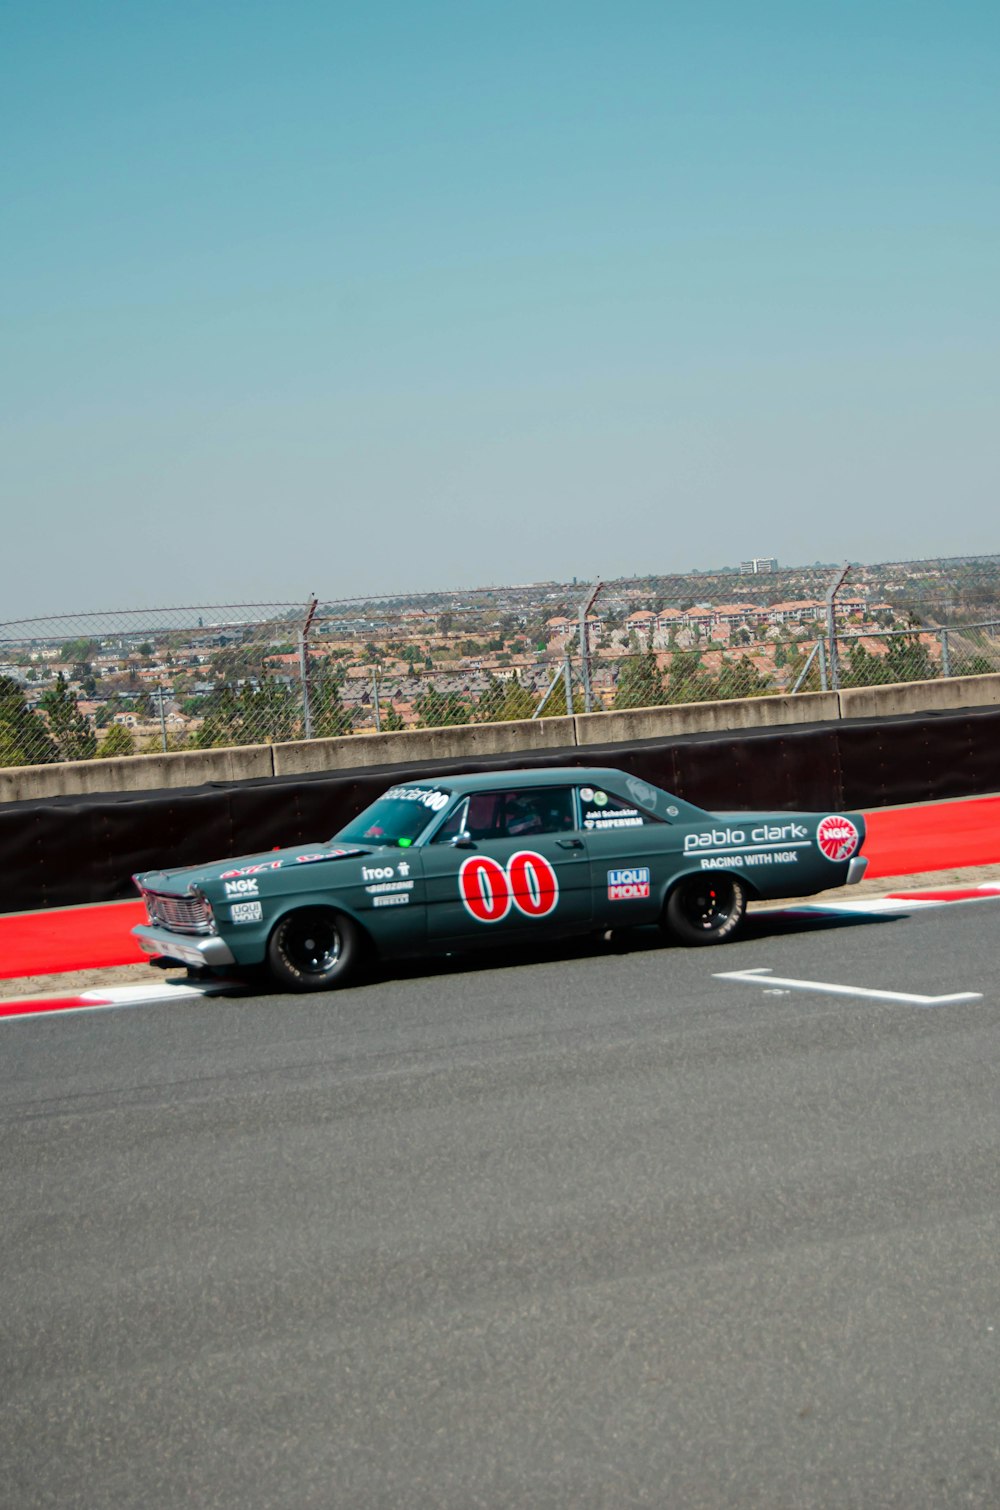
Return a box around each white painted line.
[714,966,982,1008]
[77,980,241,1005]
[790,898,937,914]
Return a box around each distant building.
[740,557,778,574]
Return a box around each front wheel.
[267,908,360,991]
[664,874,746,946]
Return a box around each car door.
[421,785,592,946]
[576,781,679,927]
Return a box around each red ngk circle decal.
[459,851,560,923]
[817,815,860,861]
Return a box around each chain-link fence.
[3,556,1000,766]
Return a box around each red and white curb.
[0,978,241,1021]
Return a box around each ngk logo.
[817,815,860,861]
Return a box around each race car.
[132,766,868,991]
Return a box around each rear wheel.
[664,874,746,946]
[267,908,359,991]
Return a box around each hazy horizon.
[4,1,997,618]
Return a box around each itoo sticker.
[817,815,860,861]
[579,787,595,802]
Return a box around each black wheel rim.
[678,879,735,932]
[282,913,341,975]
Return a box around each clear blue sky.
[3,0,997,617]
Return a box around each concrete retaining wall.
[837,673,1000,722]
[271,716,577,778]
[0,744,274,805]
[3,674,1000,808]
[573,691,839,746]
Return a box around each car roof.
[407,767,642,794]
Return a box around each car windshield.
[333,785,453,848]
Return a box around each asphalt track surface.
[3,899,1000,1508]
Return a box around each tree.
[438,612,453,635]
[535,675,583,717]
[194,679,299,748]
[97,722,135,758]
[38,673,97,760]
[614,652,667,710]
[413,683,470,728]
[498,677,535,722]
[381,702,406,731]
[841,643,894,688]
[884,634,936,683]
[61,637,101,666]
[475,675,507,724]
[666,649,710,704]
[709,656,773,701]
[0,676,57,766]
[311,667,353,738]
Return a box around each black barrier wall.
[2,705,1000,913]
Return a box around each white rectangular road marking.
[714,966,982,1008]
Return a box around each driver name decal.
[459,851,559,924]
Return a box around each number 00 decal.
[459,851,560,924]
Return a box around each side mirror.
[450,832,475,848]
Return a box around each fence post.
[577,579,603,715]
[940,628,951,678]
[564,654,573,717]
[818,637,828,691]
[824,563,850,691]
[372,668,382,732]
[299,596,318,740]
[156,686,168,752]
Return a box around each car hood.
[134,842,372,895]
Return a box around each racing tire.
[663,874,746,946]
[266,908,360,992]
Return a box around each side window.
[577,783,662,831]
[502,788,575,837]
[465,792,505,840]
[431,798,470,843]
[433,788,578,841]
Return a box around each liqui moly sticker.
[231,900,263,923]
[607,867,650,901]
[817,815,860,861]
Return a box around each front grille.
[142,890,214,935]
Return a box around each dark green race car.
[132,766,868,991]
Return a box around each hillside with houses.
[2,554,999,764]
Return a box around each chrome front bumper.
[845,856,869,886]
[132,925,236,969]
